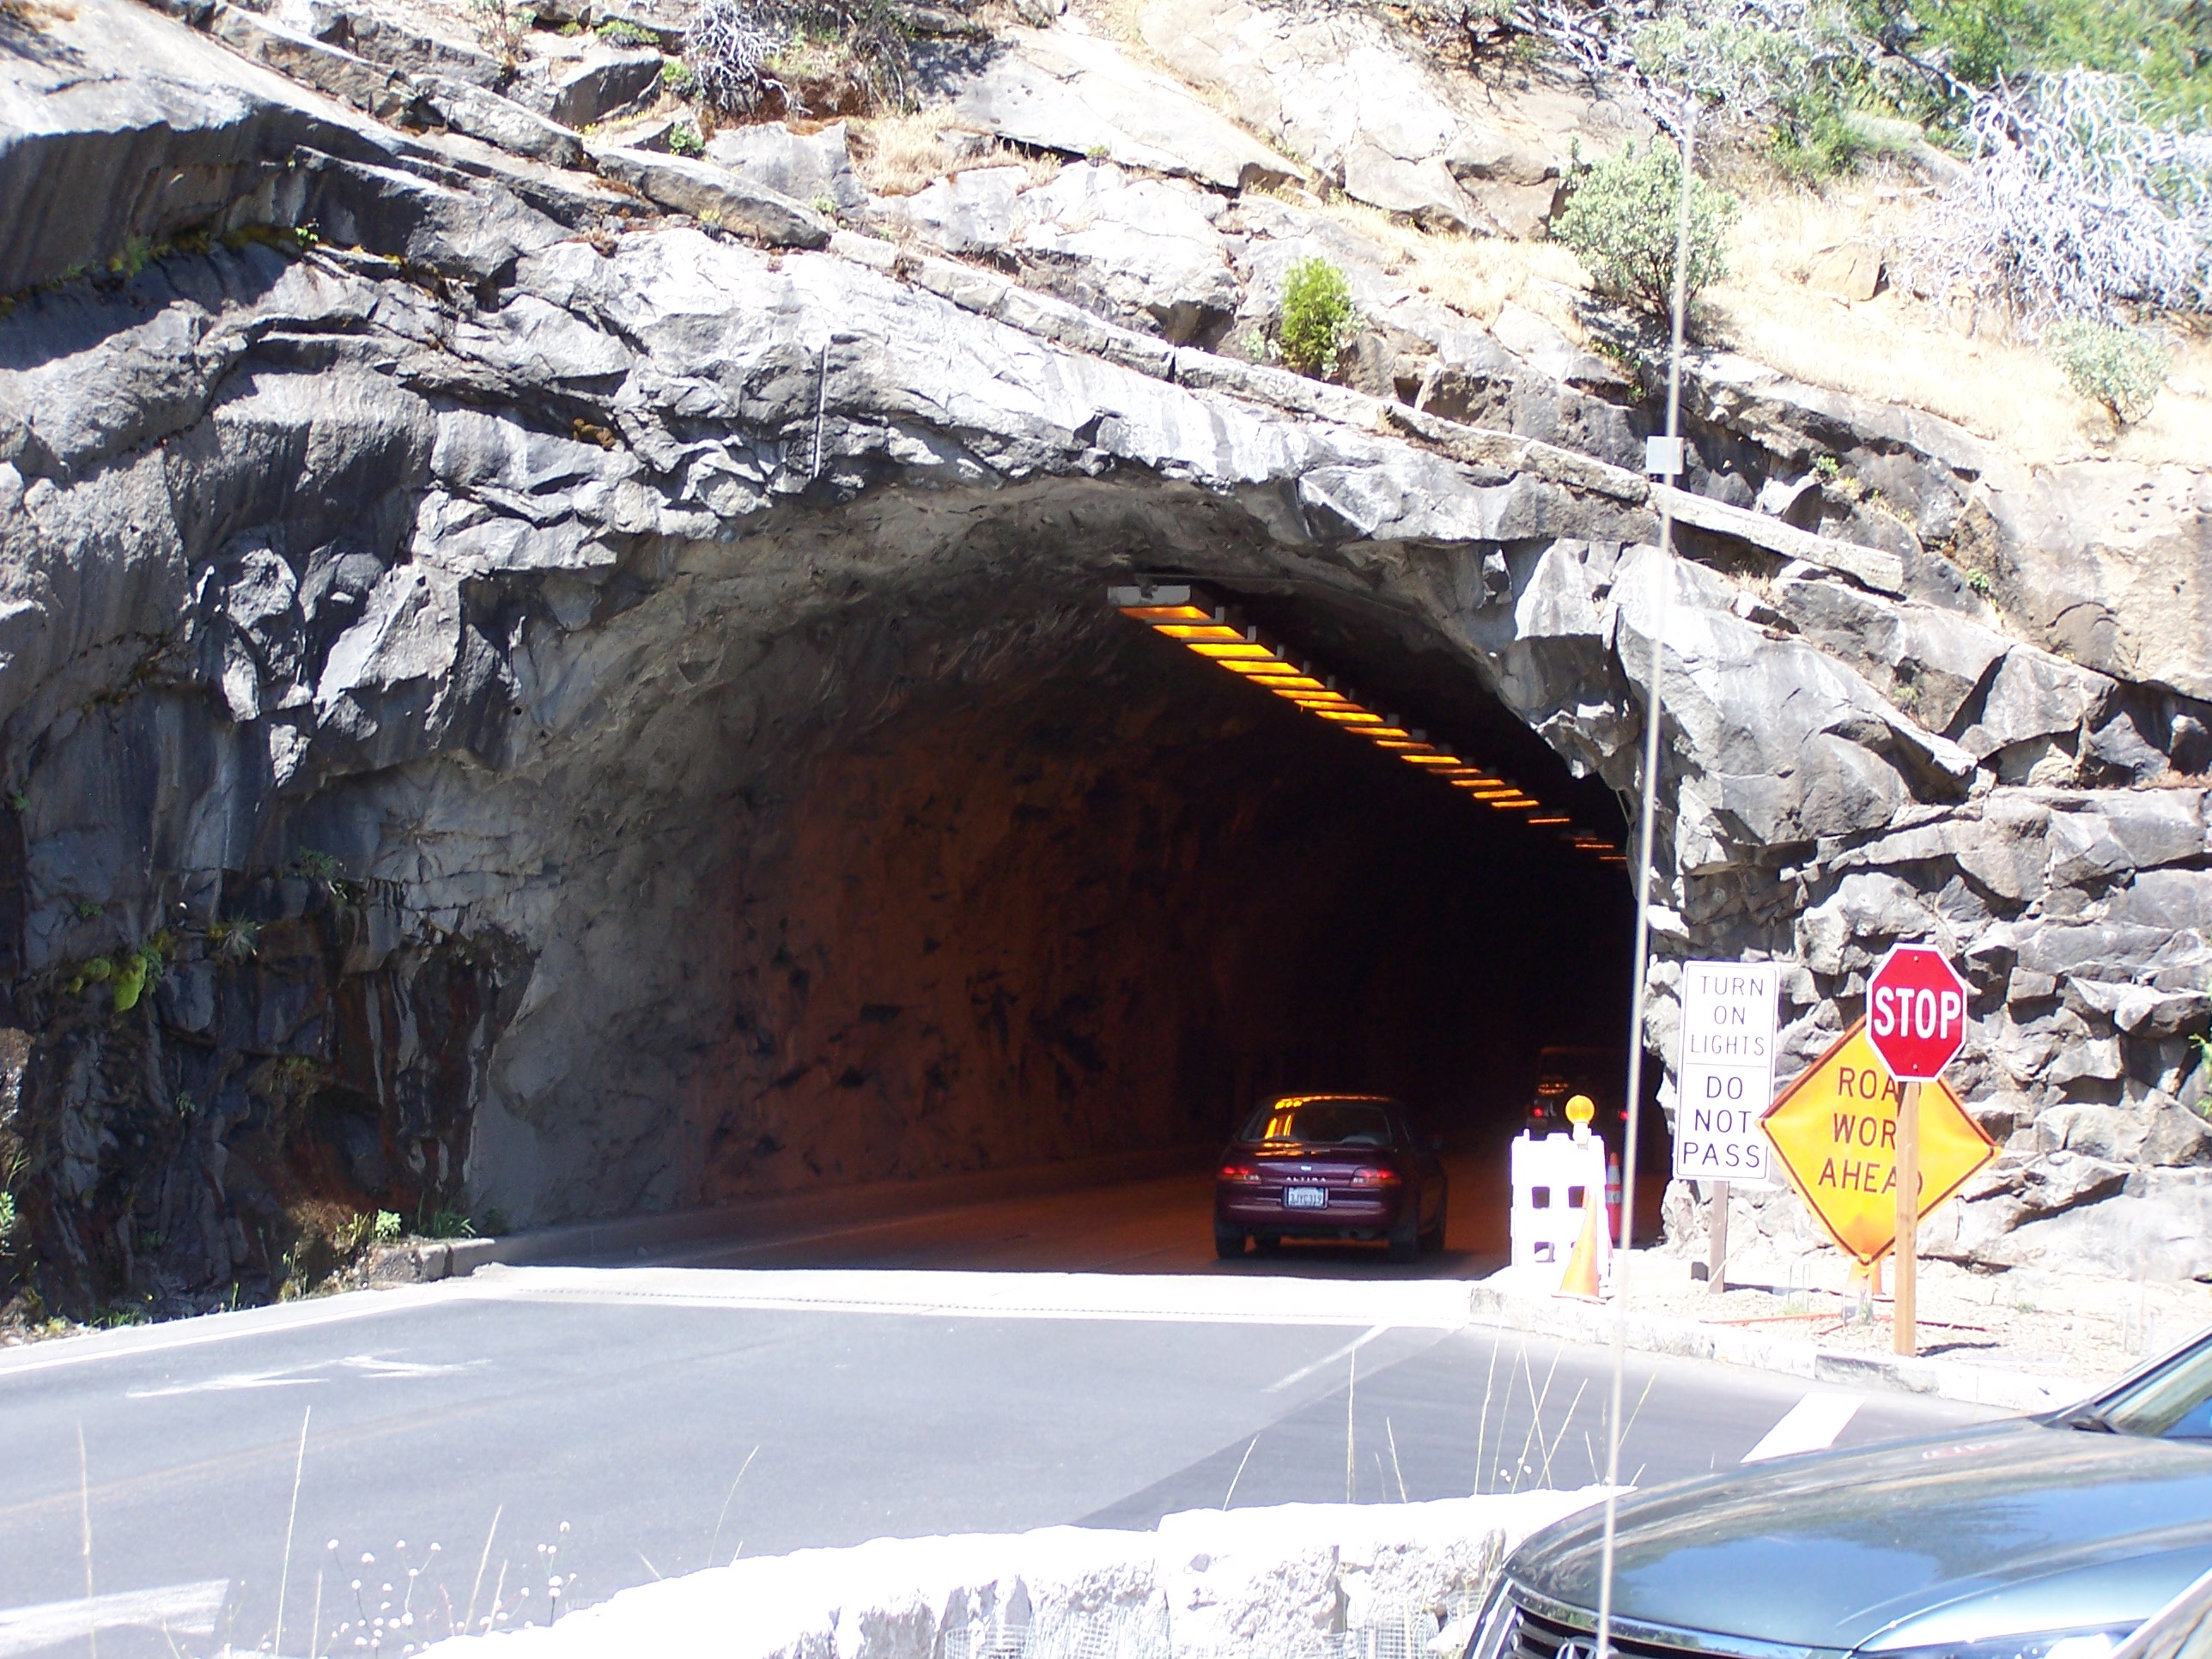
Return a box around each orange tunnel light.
[1188,642,1279,660]
[1117,586,1602,840]
[1121,605,1213,624]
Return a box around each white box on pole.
[1673,960,1780,1188]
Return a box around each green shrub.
[1551,140,1739,321]
[1276,255,1358,379]
[2045,318,2170,425]
[374,1209,404,1243]
[1856,0,2212,125]
[667,120,705,156]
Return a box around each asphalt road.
[1,1169,1992,1658]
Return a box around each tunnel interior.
[683,574,1656,1209]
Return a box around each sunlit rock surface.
[1,0,2209,1314]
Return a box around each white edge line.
[1264,1325,1390,1392]
[1741,1390,1864,1462]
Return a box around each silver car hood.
[1506,1420,2212,1653]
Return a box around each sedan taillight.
[1348,1167,1401,1186]
[1218,1163,1262,1182]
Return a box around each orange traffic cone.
[1556,1187,1606,1301]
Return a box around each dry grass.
[1298,194,1591,331]
[1709,183,2212,467]
[848,106,1065,197]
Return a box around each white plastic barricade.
[1510,1131,1608,1267]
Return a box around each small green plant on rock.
[109,937,169,1013]
[374,1208,404,1243]
[1967,569,1994,597]
[1551,139,1738,323]
[290,848,340,883]
[661,58,699,96]
[599,16,660,44]
[206,916,261,963]
[667,120,706,156]
[1276,255,1358,379]
[2045,319,2169,428]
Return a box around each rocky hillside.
[1,0,2209,1317]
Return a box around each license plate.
[1284,1185,1328,1210]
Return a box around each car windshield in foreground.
[2075,1333,2212,1440]
[1241,1099,1396,1147]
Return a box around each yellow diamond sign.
[1759,1018,1997,1265]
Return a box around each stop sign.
[1866,944,1971,1082]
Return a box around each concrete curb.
[1466,1281,2083,1413]
[386,1146,1215,1284]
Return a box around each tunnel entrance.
[686,573,1660,1235]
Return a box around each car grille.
[1503,1604,1772,1659]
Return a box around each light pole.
[1595,92,1700,1659]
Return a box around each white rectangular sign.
[1673,959,1780,1188]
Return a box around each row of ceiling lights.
[1110,585,1626,864]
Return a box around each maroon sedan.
[1212,1094,1448,1262]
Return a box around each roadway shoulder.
[1467,1276,2078,1413]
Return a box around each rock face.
[951,27,1300,191]
[707,121,866,215]
[1139,0,1644,234]
[2,0,2211,1316]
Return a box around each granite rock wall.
[2,0,2209,1313]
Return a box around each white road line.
[1741,1390,1864,1462]
[126,1369,325,1400]
[0,1579,228,1657]
[0,1284,463,1382]
[1265,1326,1388,1394]
[459,1267,1476,1329]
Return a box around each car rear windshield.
[1241,1101,1396,1147]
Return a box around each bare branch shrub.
[683,0,914,116]
[1909,70,2212,325]
[685,0,780,112]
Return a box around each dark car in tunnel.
[1213,1094,1447,1261]
[1524,1046,1625,1136]
[1463,1323,2212,1659]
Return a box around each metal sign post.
[1672,960,1779,1295]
